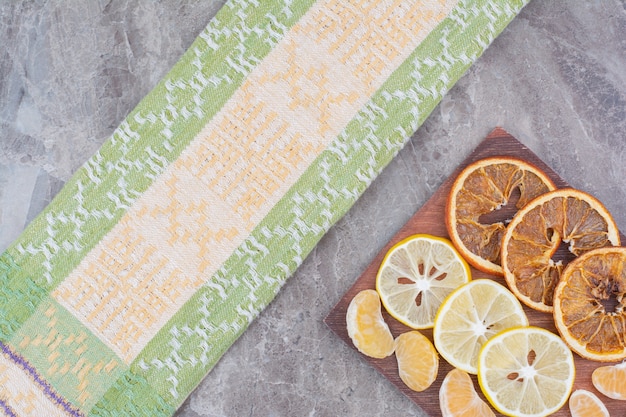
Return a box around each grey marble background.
[1,1,625,416]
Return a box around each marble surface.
[1,1,625,416]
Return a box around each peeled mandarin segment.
[477,327,575,417]
[439,368,494,417]
[394,331,438,392]
[569,389,610,417]
[376,234,471,329]
[433,279,528,374]
[502,188,621,312]
[346,289,394,358]
[446,157,556,275]
[553,247,626,361]
[592,361,626,400]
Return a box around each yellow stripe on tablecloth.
[53,0,457,363]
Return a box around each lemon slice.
[477,326,575,417]
[376,234,471,329]
[433,279,529,374]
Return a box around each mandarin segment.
[394,331,438,392]
[569,389,610,417]
[446,157,556,275]
[554,247,626,361]
[502,188,620,312]
[346,289,395,359]
[592,361,626,400]
[439,368,495,417]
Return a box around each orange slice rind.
[502,188,620,312]
[446,156,556,275]
[554,246,626,361]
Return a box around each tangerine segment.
[439,368,495,417]
[446,157,556,275]
[592,361,626,400]
[502,188,620,312]
[568,389,609,417]
[433,279,528,374]
[477,326,575,417]
[394,331,438,392]
[554,247,626,362]
[346,289,394,359]
[376,234,471,329]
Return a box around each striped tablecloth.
[0,1,528,415]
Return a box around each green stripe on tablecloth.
[109,0,529,410]
[0,0,315,342]
[8,297,128,411]
[90,372,175,417]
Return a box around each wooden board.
[324,127,625,416]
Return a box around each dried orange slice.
[394,331,438,392]
[554,247,626,361]
[376,234,471,329]
[592,361,626,400]
[477,326,575,417]
[439,368,495,417]
[346,289,394,358]
[568,389,610,417]
[446,156,556,275]
[502,188,620,312]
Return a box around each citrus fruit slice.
[592,361,626,400]
[433,279,528,374]
[553,247,626,361]
[394,331,438,392]
[376,234,471,329]
[346,289,394,358]
[477,326,575,417]
[439,368,495,417]
[446,157,556,275]
[502,188,620,312]
[568,389,609,417]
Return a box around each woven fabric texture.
[0,0,528,415]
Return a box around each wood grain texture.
[324,127,625,417]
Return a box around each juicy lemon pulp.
[433,279,528,374]
[477,326,575,417]
[376,234,471,329]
